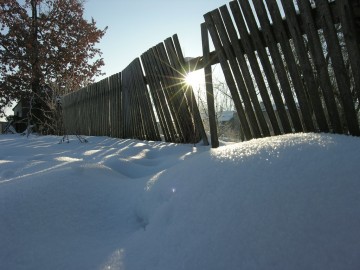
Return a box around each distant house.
[12,99,30,133]
[13,99,30,119]
[217,110,242,141]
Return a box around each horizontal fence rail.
[62,0,360,147]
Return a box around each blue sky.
[84,0,228,80]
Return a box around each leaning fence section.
[62,35,208,144]
[202,0,360,147]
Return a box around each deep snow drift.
[0,133,359,270]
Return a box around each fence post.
[201,23,219,148]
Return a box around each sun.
[184,70,204,88]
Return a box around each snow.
[0,133,360,270]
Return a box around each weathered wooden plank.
[141,50,174,141]
[90,84,96,135]
[76,89,82,135]
[83,86,88,135]
[157,41,191,142]
[173,34,209,145]
[109,75,113,136]
[253,0,303,133]
[129,63,144,139]
[96,82,101,136]
[113,72,122,138]
[82,88,87,135]
[201,22,219,148]
[186,1,340,73]
[96,81,101,136]
[104,78,109,136]
[150,44,180,140]
[109,73,121,138]
[109,74,116,137]
[317,0,360,135]
[121,64,131,138]
[132,58,161,141]
[117,72,123,138]
[105,77,111,136]
[91,83,97,136]
[153,44,185,141]
[204,11,253,140]
[141,53,169,141]
[164,38,199,143]
[211,8,262,139]
[280,0,329,132]
[229,1,281,135]
[130,63,145,139]
[239,0,292,134]
[297,0,343,133]
[100,79,106,136]
[337,0,360,111]
[127,62,143,139]
[219,5,270,137]
[99,80,104,136]
[167,35,200,143]
[94,81,100,136]
[173,33,206,144]
[265,0,315,132]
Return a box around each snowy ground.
[0,133,360,270]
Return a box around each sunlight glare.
[184,70,203,88]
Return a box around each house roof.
[219,110,235,122]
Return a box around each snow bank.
[0,133,359,270]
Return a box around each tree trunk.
[30,0,43,130]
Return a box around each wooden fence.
[62,0,360,147]
[62,36,208,144]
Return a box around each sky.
[83,0,227,79]
[1,132,360,269]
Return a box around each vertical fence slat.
[141,52,171,141]
[173,34,209,145]
[229,1,281,135]
[317,0,360,135]
[132,58,161,141]
[280,0,329,132]
[201,22,219,148]
[337,0,360,118]
[239,0,292,134]
[164,38,199,143]
[204,11,253,140]
[297,0,343,133]
[158,41,190,142]
[211,8,262,139]
[253,0,303,133]
[155,43,185,141]
[219,5,271,137]
[142,50,174,142]
[265,0,315,132]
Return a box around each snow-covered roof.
[218,110,235,122]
